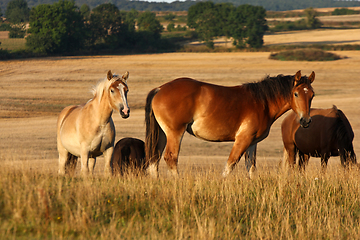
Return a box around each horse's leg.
[79,146,90,176]
[65,154,77,176]
[245,144,257,179]
[222,135,253,177]
[321,156,329,173]
[58,143,69,176]
[298,151,307,172]
[282,144,296,170]
[88,157,96,175]
[162,130,185,177]
[103,146,114,176]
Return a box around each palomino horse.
[145,70,315,178]
[57,70,130,176]
[112,137,146,175]
[282,106,356,171]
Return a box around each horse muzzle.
[120,106,130,119]
[300,117,311,128]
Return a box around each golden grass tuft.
[1,164,360,239]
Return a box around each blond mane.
[91,75,120,103]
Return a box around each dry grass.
[1,28,360,238]
[1,165,360,239]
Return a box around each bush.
[332,8,359,16]
[271,19,308,32]
[176,25,187,31]
[167,23,175,32]
[269,49,343,61]
[0,23,12,31]
[9,25,25,38]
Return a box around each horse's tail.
[333,106,356,166]
[145,88,163,175]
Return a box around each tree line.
[1,0,269,55]
[1,0,360,14]
[6,0,172,54]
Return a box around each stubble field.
[1,29,360,239]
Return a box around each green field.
[0,38,26,51]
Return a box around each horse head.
[291,70,315,128]
[107,70,130,119]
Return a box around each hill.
[1,0,360,13]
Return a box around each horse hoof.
[249,165,257,180]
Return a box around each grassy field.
[0,38,26,50]
[1,28,360,238]
[1,166,360,239]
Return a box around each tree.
[26,0,86,54]
[88,3,131,49]
[304,7,322,29]
[5,0,30,23]
[187,2,219,48]
[230,5,268,49]
[195,8,218,48]
[120,8,138,33]
[137,11,163,40]
[215,3,235,44]
[80,4,90,20]
[187,1,215,29]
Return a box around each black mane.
[244,73,312,107]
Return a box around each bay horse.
[112,137,147,175]
[281,106,356,171]
[145,70,315,178]
[57,70,130,176]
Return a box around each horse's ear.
[122,71,129,82]
[294,70,301,84]
[107,70,113,80]
[308,71,315,83]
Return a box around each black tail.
[333,108,356,166]
[145,88,162,168]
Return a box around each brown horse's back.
[113,138,146,175]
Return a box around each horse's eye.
[294,92,298,97]
[110,89,114,93]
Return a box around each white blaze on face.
[118,83,129,114]
[304,88,308,94]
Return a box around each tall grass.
[0,164,360,239]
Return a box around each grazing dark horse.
[112,138,146,175]
[145,70,315,178]
[282,106,356,171]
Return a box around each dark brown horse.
[145,71,315,178]
[112,138,147,175]
[282,106,356,171]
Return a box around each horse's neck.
[90,93,113,126]
[268,96,291,122]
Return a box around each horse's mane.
[91,75,121,103]
[244,74,312,107]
